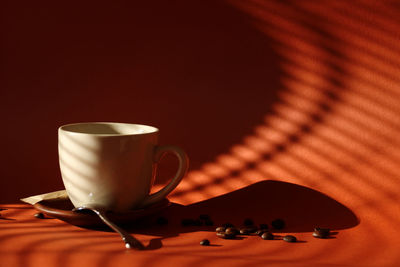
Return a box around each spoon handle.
[93,209,145,250]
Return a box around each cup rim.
[58,122,159,136]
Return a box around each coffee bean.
[200,239,210,246]
[239,226,257,235]
[225,227,238,236]
[34,213,44,219]
[256,229,268,236]
[239,228,251,235]
[283,235,297,243]
[216,231,235,239]
[199,214,210,220]
[243,218,254,226]
[216,232,225,238]
[271,219,285,230]
[313,227,331,238]
[216,226,226,233]
[313,232,323,238]
[314,227,330,234]
[156,216,168,225]
[259,224,269,230]
[205,219,214,226]
[261,232,274,240]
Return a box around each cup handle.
[141,145,189,207]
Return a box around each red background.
[1,0,280,202]
[2,0,400,266]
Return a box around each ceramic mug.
[58,122,188,211]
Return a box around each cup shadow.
[122,180,359,250]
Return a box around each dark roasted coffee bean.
[261,232,274,240]
[271,219,285,230]
[239,226,257,235]
[243,218,254,226]
[199,214,210,220]
[216,231,235,239]
[239,228,251,235]
[205,219,214,226]
[34,213,44,219]
[314,227,330,235]
[181,218,195,226]
[259,223,269,230]
[225,227,238,236]
[256,229,268,236]
[216,226,226,233]
[313,232,323,238]
[222,222,234,228]
[313,227,330,238]
[216,232,226,238]
[200,239,210,246]
[283,235,297,242]
[156,216,168,225]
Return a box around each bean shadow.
[124,180,359,250]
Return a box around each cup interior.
[59,122,158,135]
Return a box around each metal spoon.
[72,206,145,250]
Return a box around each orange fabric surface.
[2,0,400,266]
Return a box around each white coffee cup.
[58,122,188,211]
